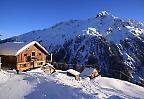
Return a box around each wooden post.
[120,71,121,80]
[0,57,1,71]
[50,53,53,62]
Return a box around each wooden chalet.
[0,41,49,71]
[81,67,99,79]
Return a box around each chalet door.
[32,61,37,68]
[32,61,34,68]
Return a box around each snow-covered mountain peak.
[96,11,109,17]
[95,11,117,19]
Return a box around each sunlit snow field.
[0,68,144,99]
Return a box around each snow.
[96,11,110,18]
[0,70,11,84]
[45,63,54,67]
[7,11,143,52]
[81,67,95,77]
[0,41,48,56]
[7,11,142,54]
[16,41,49,56]
[0,69,144,99]
[84,27,102,36]
[0,42,26,56]
[67,69,80,75]
[0,70,32,99]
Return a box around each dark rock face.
[52,35,131,81]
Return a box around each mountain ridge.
[1,11,144,84]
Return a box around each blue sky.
[0,0,144,39]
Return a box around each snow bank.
[0,70,32,99]
[81,67,95,77]
[67,69,80,75]
[0,69,144,99]
[0,70,12,84]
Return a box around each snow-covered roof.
[67,69,80,75]
[0,41,49,56]
[44,63,55,69]
[81,67,96,77]
[45,63,54,67]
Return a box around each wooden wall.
[0,55,17,70]
[90,69,99,79]
[16,44,47,71]
[17,44,46,63]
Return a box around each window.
[38,62,43,66]
[20,64,27,67]
[39,53,41,55]
[24,64,27,67]
[32,51,35,56]
[26,56,31,62]
[24,54,27,56]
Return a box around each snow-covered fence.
[0,57,1,70]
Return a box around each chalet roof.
[0,41,49,56]
[67,69,80,76]
[81,67,96,77]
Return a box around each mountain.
[1,11,144,84]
